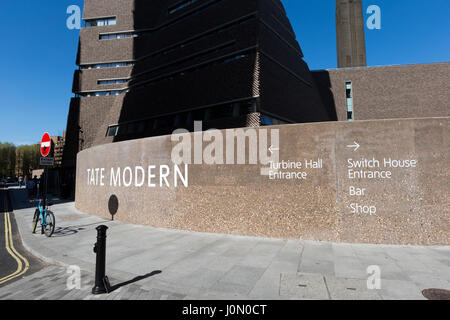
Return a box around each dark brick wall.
[259,54,335,123]
[62,98,81,168]
[258,0,333,122]
[120,54,257,122]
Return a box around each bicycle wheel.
[32,209,40,234]
[44,211,55,237]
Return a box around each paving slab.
[298,259,335,276]
[279,274,330,300]
[324,276,382,300]
[378,280,427,300]
[248,271,282,299]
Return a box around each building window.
[100,32,138,40]
[85,17,116,27]
[223,55,247,64]
[98,79,127,85]
[346,82,354,121]
[168,0,198,15]
[80,62,134,70]
[260,114,274,126]
[80,90,123,97]
[127,123,138,134]
[106,126,119,137]
[232,104,240,118]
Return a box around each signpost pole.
[44,167,48,209]
[40,132,52,209]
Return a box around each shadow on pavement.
[52,222,110,238]
[109,271,162,293]
[52,226,80,237]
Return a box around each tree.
[16,144,40,177]
[0,142,16,177]
[0,142,40,178]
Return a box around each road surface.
[0,187,45,288]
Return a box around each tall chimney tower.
[336,0,367,68]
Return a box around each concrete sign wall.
[76,117,449,245]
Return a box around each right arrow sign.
[346,141,360,152]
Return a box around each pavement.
[0,188,449,300]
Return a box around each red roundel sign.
[40,132,51,157]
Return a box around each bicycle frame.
[38,202,49,227]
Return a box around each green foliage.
[0,142,40,178]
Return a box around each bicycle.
[32,200,55,237]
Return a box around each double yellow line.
[0,212,30,285]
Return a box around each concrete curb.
[14,212,69,269]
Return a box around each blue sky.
[0,0,448,145]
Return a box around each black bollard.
[92,225,109,294]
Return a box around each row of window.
[76,51,250,98]
[85,17,116,27]
[137,14,254,70]
[90,14,254,90]
[131,41,235,85]
[131,52,249,91]
[79,62,134,70]
[98,79,128,85]
[106,100,258,137]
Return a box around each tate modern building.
[61,0,449,246]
